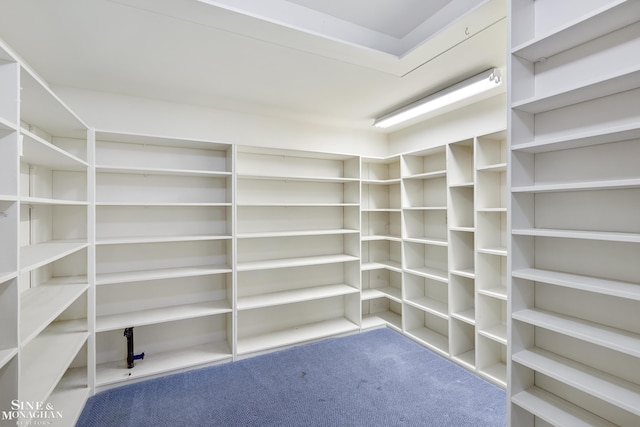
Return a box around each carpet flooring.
[77,328,506,426]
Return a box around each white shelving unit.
[94,132,234,389]
[236,147,360,356]
[508,1,640,425]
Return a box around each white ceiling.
[0,0,506,132]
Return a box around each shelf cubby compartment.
[361,181,401,211]
[449,230,475,279]
[403,208,447,246]
[96,314,232,388]
[401,146,446,179]
[476,252,506,300]
[476,211,507,256]
[237,177,358,207]
[447,139,474,187]
[96,240,231,285]
[477,295,507,345]
[361,239,402,272]
[476,131,506,170]
[450,318,475,369]
[402,175,447,209]
[361,210,400,240]
[448,186,474,229]
[361,156,400,182]
[362,297,402,331]
[237,262,359,311]
[449,274,474,325]
[44,365,90,427]
[404,304,449,357]
[477,335,506,387]
[476,169,506,210]
[361,268,402,303]
[404,271,448,319]
[237,293,360,356]
[404,241,448,283]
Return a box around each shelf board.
[477,163,506,172]
[96,264,231,285]
[20,240,88,273]
[45,368,90,427]
[0,270,17,284]
[238,284,358,311]
[361,260,402,272]
[453,349,475,369]
[449,226,475,232]
[449,181,474,188]
[512,66,640,114]
[511,386,617,427]
[96,201,231,207]
[404,266,448,283]
[96,300,232,332]
[405,327,449,357]
[451,268,475,279]
[238,173,359,183]
[512,123,640,154]
[403,206,447,211]
[363,311,402,331]
[512,268,640,301]
[361,286,402,303]
[513,347,640,416]
[513,228,640,243]
[239,202,359,208]
[0,347,17,370]
[0,194,18,202]
[361,234,402,242]
[361,207,402,212]
[403,170,447,180]
[238,254,359,272]
[451,308,475,325]
[512,178,640,193]
[476,207,506,213]
[405,297,448,319]
[21,128,88,171]
[238,229,358,239]
[479,323,507,344]
[96,165,231,178]
[20,320,88,403]
[478,286,507,300]
[237,317,358,356]
[96,341,232,387]
[477,246,507,256]
[0,116,18,132]
[478,362,506,387]
[361,178,401,185]
[511,0,640,62]
[20,196,88,206]
[513,308,640,358]
[97,234,232,245]
[20,281,89,345]
[403,236,448,246]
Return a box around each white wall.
[53,86,389,157]
[388,94,506,155]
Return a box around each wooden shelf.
[451,268,475,279]
[46,368,90,427]
[96,165,231,178]
[237,317,358,356]
[361,178,401,185]
[513,228,640,243]
[512,178,640,193]
[97,202,231,207]
[511,386,617,427]
[238,254,358,272]
[451,309,475,325]
[361,234,402,242]
[0,347,17,370]
[453,349,475,369]
[479,324,507,345]
[238,202,359,207]
[477,246,507,256]
[20,320,88,403]
[238,173,358,183]
[238,284,358,311]
[512,268,640,301]
[405,297,448,319]
[20,280,88,345]
[361,260,402,273]
[511,0,640,62]
[449,226,475,232]
[20,197,88,206]
[403,236,448,246]
[402,206,447,211]
[361,286,402,302]
[96,301,231,332]
[449,182,474,188]
[477,163,506,172]
[20,240,88,273]
[404,266,448,283]
[405,327,449,357]
[96,341,232,387]
[512,66,640,114]
[96,234,232,245]
[513,308,640,358]
[513,347,640,416]
[238,229,358,239]
[21,128,87,170]
[479,362,506,387]
[478,286,507,300]
[403,170,447,180]
[362,311,402,331]
[96,265,231,285]
[0,116,17,132]
[0,270,17,284]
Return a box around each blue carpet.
[77,329,506,426]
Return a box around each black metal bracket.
[124,327,145,369]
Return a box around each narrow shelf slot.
[453,349,475,369]
[361,260,402,272]
[238,284,358,311]
[478,286,507,300]
[451,268,475,279]
[405,267,448,283]
[20,240,88,273]
[21,129,88,171]
[451,309,475,325]
[405,297,448,319]
[405,327,449,357]
[479,324,507,345]
[362,310,402,331]
[46,368,90,427]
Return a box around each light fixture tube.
[373,68,502,129]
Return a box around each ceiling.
[0,0,506,132]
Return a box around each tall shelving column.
[18,63,91,425]
[360,156,403,331]
[0,42,19,422]
[93,132,234,390]
[447,139,476,370]
[475,130,507,387]
[401,147,450,357]
[235,147,360,357]
[508,1,640,425]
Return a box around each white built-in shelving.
[236,147,360,356]
[94,131,234,389]
[508,1,640,425]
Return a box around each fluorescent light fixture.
[373,68,502,129]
